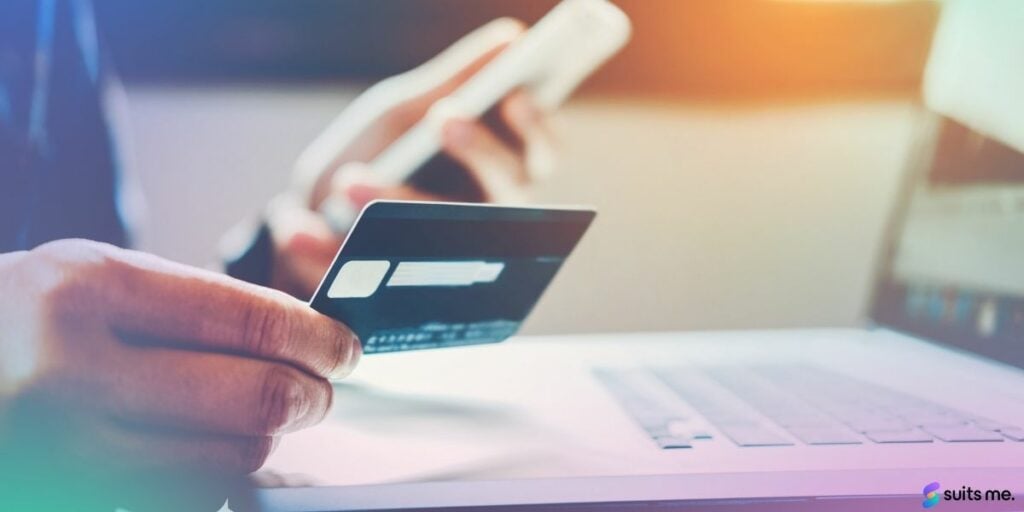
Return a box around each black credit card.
[309,201,595,354]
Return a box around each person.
[0,0,557,480]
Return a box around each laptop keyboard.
[595,365,1024,449]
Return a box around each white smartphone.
[322,0,631,231]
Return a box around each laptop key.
[719,426,794,447]
[786,427,862,445]
[999,428,1024,441]
[915,417,972,428]
[922,425,1005,442]
[645,426,672,438]
[971,419,1016,432]
[863,429,934,443]
[847,417,912,432]
[655,436,692,449]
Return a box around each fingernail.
[443,119,474,148]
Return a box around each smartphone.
[321,0,631,231]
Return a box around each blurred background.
[95,0,943,335]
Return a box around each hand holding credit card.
[310,201,595,354]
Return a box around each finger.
[284,247,338,298]
[267,194,341,258]
[500,91,558,181]
[332,170,448,210]
[109,347,333,437]
[275,239,339,301]
[441,118,529,202]
[98,250,360,379]
[354,184,447,207]
[266,194,344,294]
[331,162,447,208]
[93,421,280,474]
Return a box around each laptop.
[246,108,1024,510]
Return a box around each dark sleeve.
[0,0,127,253]
[223,220,276,288]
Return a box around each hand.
[0,240,360,475]
[265,18,560,298]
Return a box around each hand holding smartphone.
[320,0,631,231]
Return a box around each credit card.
[309,201,595,354]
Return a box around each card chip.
[327,260,391,298]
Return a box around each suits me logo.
[922,482,1017,508]
[923,482,941,508]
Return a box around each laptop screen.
[872,114,1024,368]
